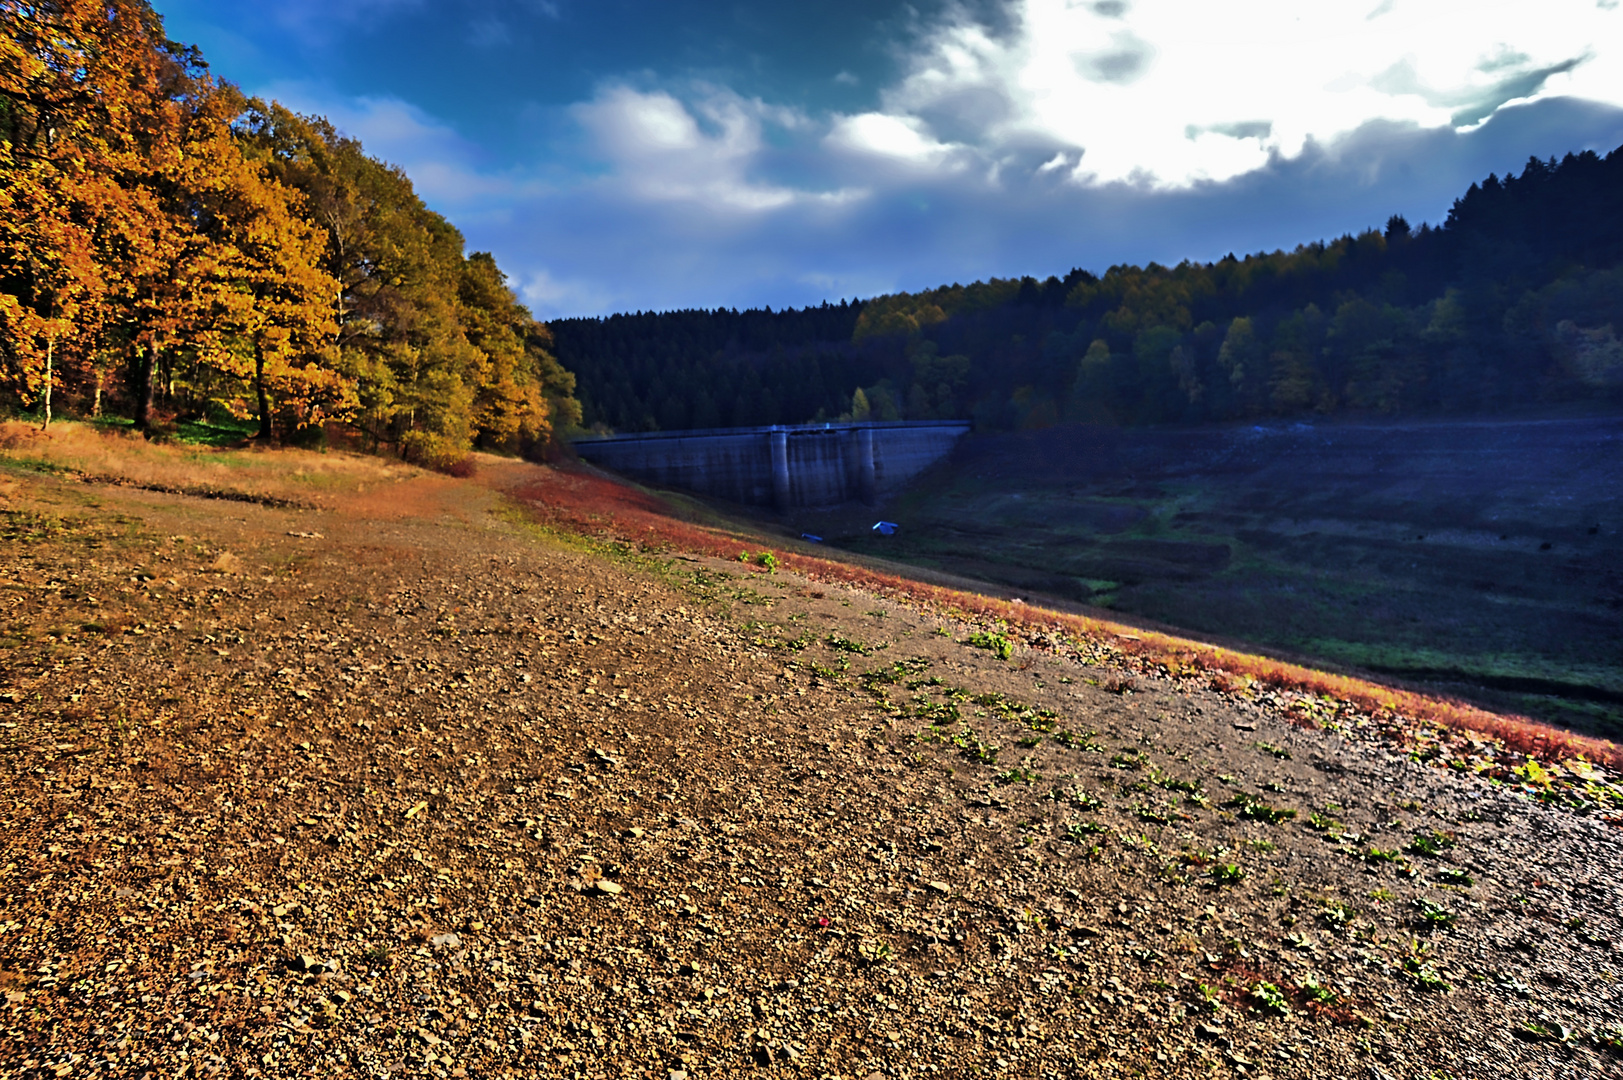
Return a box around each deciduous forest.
[554,146,1623,433]
[0,0,580,464]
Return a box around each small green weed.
[1211,864,1245,885]
[1054,729,1104,751]
[1150,770,1202,794]
[965,630,1014,660]
[997,765,1041,785]
[1406,830,1458,857]
[1064,821,1107,841]
[1414,899,1457,929]
[1255,741,1292,760]
[1403,956,1451,992]
[1225,795,1296,825]
[1299,977,1337,1006]
[827,633,872,655]
[1355,846,1404,865]
[1048,785,1102,810]
[1318,901,1352,932]
[1249,981,1290,1018]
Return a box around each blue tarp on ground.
[872,521,899,535]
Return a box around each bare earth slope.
[2,455,1622,1080]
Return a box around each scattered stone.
[927,880,951,895]
[593,880,624,896]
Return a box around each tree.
[183,124,345,438]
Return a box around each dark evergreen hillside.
[553,146,1623,433]
[549,301,872,432]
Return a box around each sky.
[155,0,1623,319]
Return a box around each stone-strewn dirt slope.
[1,460,1621,1080]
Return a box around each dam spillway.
[571,421,971,509]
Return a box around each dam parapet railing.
[570,420,972,509]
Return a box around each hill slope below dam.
[801,414,1623,737]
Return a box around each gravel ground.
[2,462,1622,1080]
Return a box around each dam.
[571,421,971,509]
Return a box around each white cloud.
[571,85,854,211]
[854,0,1621,187]
[825,112,962,165]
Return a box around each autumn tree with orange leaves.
[0,0,579,460]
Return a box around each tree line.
[0,0,579,464]
[555,145,1623,432]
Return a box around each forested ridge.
[0,0,580,463]
[555,144,1623,433]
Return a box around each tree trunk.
[40,336,52,430]
[255,346,272,441]
[133,343,157,431]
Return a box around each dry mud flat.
[2,463,1622,1079]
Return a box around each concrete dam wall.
[572,421,971,509]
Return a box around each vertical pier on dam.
[571,421,971,509]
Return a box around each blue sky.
[157,0,1623,318]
